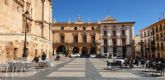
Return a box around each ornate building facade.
[0,0,53,61]
[140,19,165,59]
[52,16,135,58]
[52,17,100,57]
[100,17,135,58]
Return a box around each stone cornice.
[14,0,24,7]
[35,20,52,25]
[0,33,52,43]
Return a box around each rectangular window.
[61,35,65,43]
[161,43,164,50]
[104,39,107,45]
[83,35,87,43]
[74,35,78,43]
[61,26,64,30]
[112,38,117,46]
[74,27,77,30]
[113,30,116,36]
[92,27,94,30]
[83,27,86,30]
[122,30,125,35]
[104,31,107,36]
[91,35,95,44]
[160,24,162,31]
[122,38,126,46]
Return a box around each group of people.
[32,52,62,63]
[32,52,47,63]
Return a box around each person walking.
[41,52,47,61]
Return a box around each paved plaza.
[0,58,164,80]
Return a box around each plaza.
[0,0,165,80]
[0,58,164,80]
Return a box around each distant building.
[140,19,165,59]
[52,16,135,58]
[0,0,53,61]
[134,35,141,58]
[100,16,135,58]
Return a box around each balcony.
[111,35,117,38]
[120,34,127,38]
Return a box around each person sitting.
[32,55,39,63]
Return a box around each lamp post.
[22,11,29,57]
[140,41,144,58]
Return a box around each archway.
[72,47,79,54]
[90,47,97,54]
[81,47,89,57]
[56,45,66,54]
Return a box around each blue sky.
[52,0,165,35]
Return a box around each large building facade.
[52,17,100,57]
[100,17,135,58]
[0,0,53,61]
[140,19,165,59]
[52,16,135,58]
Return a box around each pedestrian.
[42,52,47,61]
[32,55,39,63]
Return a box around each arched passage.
[90,47,97,54]
[72,47,79,54]
[56,45,66,54]
[81,47,89,57]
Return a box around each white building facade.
[100,16,135,58]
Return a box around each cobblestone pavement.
[0,58,164,80]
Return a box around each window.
[160,33,163,40]
[104,31,107,36]
[112,38,117,46]
[112,30,116,36]
[164,23,165,30]
[61,26,64,30]
[104,39,108,45]
[141,33,143,38]
[121,30,125,35]
[83,27,86,30]
[60,34,65,43]
[74,35,78,43]
[161,43,164,50]
[74,27,77,30]
[152,28,155,35]
[83,35,87,43]
[147,30,150,36]
[157,43,159,50]
[156,26,158,32]
[144,32,146,38]
[156,34,159,40]
[160,24,162,31]
[92,27,94,30]
[122,38,126,46]
[5,0,9,5]
[91,35,95,44]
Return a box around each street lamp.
[22,11,29,57]
[140,41,144,58]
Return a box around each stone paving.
[0,58,164,80]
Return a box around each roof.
[102,16,117,23]
[140,19,165,32]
